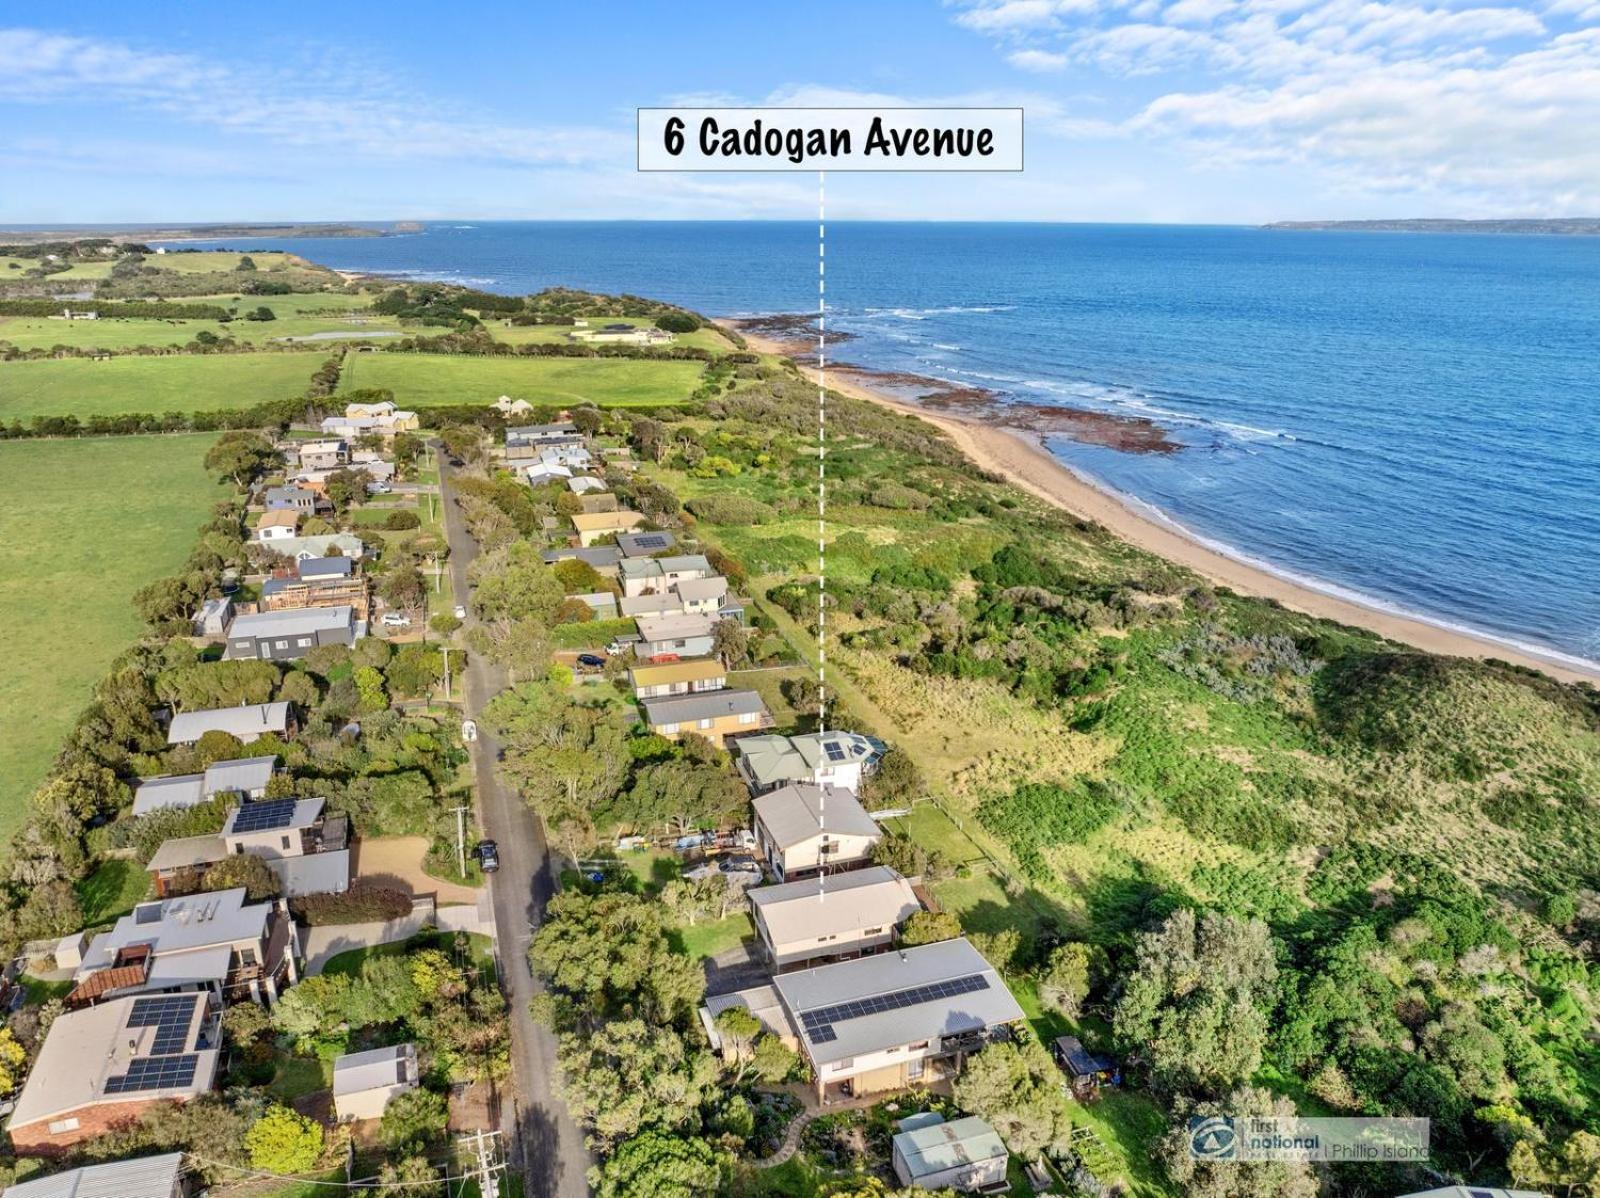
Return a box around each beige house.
[333,1043,419,1120]
[748,866,921,970]
[751,783,881,881]
[570,509,645,547]
[704,937,1025,1103]
[629,658,727,700]
[892,1114,1009,1193]
[618,553,713,599]
[639,688,771,748]
[255,509,300,542]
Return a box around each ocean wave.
[929,343,961,352]
[1050,465,1600,676]
[359,268,499,285]
[860,304,1014,319]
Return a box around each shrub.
[246,1104,324,1174]
[430,613,462,636]
[684,495,775,526]
[655,312,700,333]
[868,482,932,510]
[383,509,422,530]
[290,884,412,926]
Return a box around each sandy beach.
[726,322,1600,686]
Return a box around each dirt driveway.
[353,835,482,905]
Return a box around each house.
[190,596,234,638]
[571,323,673,346]
[615,529,677,558]
[294,461,395,493]
[629,658,727,700]
[7,993,221,1156]
[295,438,348,470]
[69,888,299,1009]
[573,591,619,620]
[257,533,367,561]
[749,866,921,970]
[0,1151,188,1198]
[298,555,354,582]
[320,401,419,439]
[735,731,881,795]
[255,510,300,542]
[567,475,609,495]
[264,486,318,514]
[537,444,592,471]
[619,591,684,619]
[751,782,881,881]
[541,545,623,577]
[145,798,350,899]
[891,1114,1009,1193]
[261,556,369,618]
[634,611,720,661]
[639,689,771,748]
[332,1043,420,1121]
[570,509,645,547]
[1052,1035,1116,1096]
[492,395,534,417]
[704,937,1025,1103]
[167,703,294,746]
[524,461,573,486]
[577,493,619,515]
[619,554,713,599]
[132,756,277,817]
[224,605,358,661]
[505,423,583,461]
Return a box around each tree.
[354,665,388,713]
[392,432,423,474]
[244,305,275,321]
[379,1087,450,1154]
[245,1104,324,1174]
[203,853,281,901]
[555,1018,718,1147]
[655,311,700,334]
[711,618,750,668]
[1159,1088,1318,1198]
[953,1039,1074,1158]
[489,687,629,821]
[377,1156,442,1197]
[1114,909,1278,1096]
[271,974,353,1038]
[193,729,247,767]
[380,564,427,614]
[236,254,258,271]
[860,748,923,809]
[205,431,277,487]
[277,669,319,708]
[470,541,566,623]
[0,1028,27,1096]
[1038,942,1102,1020]
[900,910,962,947]
[323,467,371,515]
[1420,1002,1506,1101]
[596,1130,724,1198]
[1511,1130,1600,1196]
[386,644,444,698]
[530,891,704,1023]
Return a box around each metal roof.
[634,611,719,642]
[223,797,322,837]
[736,732,876,787]
[629,658,727,687]
[570,509,644,532]
[772,938,1025,1067]
[297,555,354,579]
[270,849,352,898]
[1,1152,185,1198]
[893,1116,1007,1181]
[80,889,269,973]
[333,1043,418,1096]
[751,782,880,849]
[228,606,353,639]
[541,546,622,567]
[143,834,227,873]
[641,688,767,726]
[167,702,291,745]
[749,866,920,946]
[615,530,677,557]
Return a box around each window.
[47,1118,80,1134]
[831,1059,854,1072]
[275,640,289,650]
[738,712,757,725]
[240,947,257,966]
[660,723,679,735]
[698,718,713,730]
[281,835,292,850]
[864,927,883,936]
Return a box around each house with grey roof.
[751,782,881,881]
[505,422,582,454]
[145,798,350,900]
[332,1043,420,1121]
[749,866,921,970]
[297,555,353,581]
[618,553,711,597]
[735,731,881,795]
[8,993,221,1156]
[224,605,358,662]
[1,1151,188,1198]
[892,1113,1009,1193]
[634,611,720,661]
[541,545,623,577]
[190,596,234,638]
[264,486,318,514]
[615,529,676,557]
[131,755,277,817]
[640,688,771,748]
[166,703,294,746]
[69,888,299,1009]
[704,937,1025,1104]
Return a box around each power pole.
[440,645,453,703]
[458,1128,504,1198]
[451,804,469,879]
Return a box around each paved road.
[437,452,592,1198]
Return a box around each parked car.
[379,612,411,628]
[674,832,713,851]
[366,481,392,495]
[718,856,761,875]
[606,640,634,656]
[453,604,468,620]
[474,840,500,872]
[576,653,606,670]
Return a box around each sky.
[2,0,1598,224]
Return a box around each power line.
[181,1151,457,1191]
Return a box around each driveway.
[439,451,592,1198]
[301,904,432,974]
[353,835,483,905]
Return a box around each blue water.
[162,222,1600,669]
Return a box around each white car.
[366,481,392,495]
[453,604,468,620]
[379,612,411,628]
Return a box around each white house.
[748,866,921,970]
[255,510,300,542]
[751,782,881,881]
[333,1043,420,1120]
[735,731,880,795]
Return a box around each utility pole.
[440,645,453,703]
[458,1128,504,1198]
[450,804,469,879]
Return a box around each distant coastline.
[0,222,410,243]
[1265,217,1600,235]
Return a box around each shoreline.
[725,322,1600,686]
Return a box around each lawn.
[489,314,735,354]
[267,1055,332,1101]
[76,857,151,925]
[321,930,496,979]
[0,435,219,834]
[0,292,396,351]
[671,912,754,961]
[338,352,706,409]
[0,353,322,420]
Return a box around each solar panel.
[631,534,668,550]
[128,994,199,1055]
[798,974,991,1044]
[229,798,298,833]
[104,1053,199,1093]
[824,741,847,762]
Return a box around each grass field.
[489,315,735,353]
[0,353,322,420]
[0,292,395,351]
[0,435,219,833]
[339,352,705,409]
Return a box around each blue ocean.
[163,222,1600,670]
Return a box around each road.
[437,451,592,1198]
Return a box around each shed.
[333,1043,420,1120]
[53,931,90,970]
[891,1114,1010,1192]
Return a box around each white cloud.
[1008,47,1074,68]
